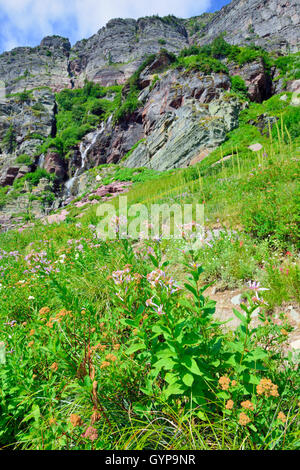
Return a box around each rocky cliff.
[0,0,299,229]
[196,0,300,53]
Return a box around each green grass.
[0,44,299,451]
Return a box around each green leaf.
[182,356,203,376]
[163,382,187,398]
[182,373,194,387]
[232,308,247,325]
[184,283,198,297]
[197,410,208,421]
[153,357,176,372]
[127,342,146,354]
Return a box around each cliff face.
[70,17,189,87]
[197,0,300,53]
[0,0,299,228]
[0,1,299,95]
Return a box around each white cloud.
[0,0,212,51]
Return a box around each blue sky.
[0,0,230,53]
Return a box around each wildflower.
[146,297,155,307]
[231,380,237,387]
[70,414,83,427]
[39,307,50,316]
[156,304,165,315]
[225,400,234,410]
[277,412,287,423]
[241,400,254,411]
[239,412,251,426]
[247,281,268,293]
[49,418,56,425]
[91,410,101,424]
[280,329,288,336]
[50,362,58,372]
[219,376,230,390]
[105,353,117,362]
[257,378,279,397]
[82,426,98,442]
[28,296,35,300]
[29,329,35,336]
[28,341,34,348]
[113,344,120,351]
[100,361,110,369]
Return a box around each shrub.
[2,126,17,153]
[16,154,33,165]
[231,75,248,99]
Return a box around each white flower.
[28,296,35,300]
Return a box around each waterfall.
[63,120,107,198]
[38,154,45,168]
[79,122,105,170]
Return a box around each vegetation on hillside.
[0,94,299,448]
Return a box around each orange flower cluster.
[105,353,117,362]
[91,410,101,425]
[225,400,234,410]
[45,309,71,328]
[218,376,231,390]
[257,378,279,397]
[241,400,254,411]
[100,361,110,369]
[55,309,71,321]
[70,414,83,427]
[39,307,50,317]
[91,344,107,352]
[277,412,287,423]
[239,412,251,426]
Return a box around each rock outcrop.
[196,0,300,53]
[124,70,240,171]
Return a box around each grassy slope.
[0,90,299,449]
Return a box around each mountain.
[0,0,299,228]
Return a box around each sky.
[0,0,230,53]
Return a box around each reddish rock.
[228,59,272,102]
[44,151,67,180]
